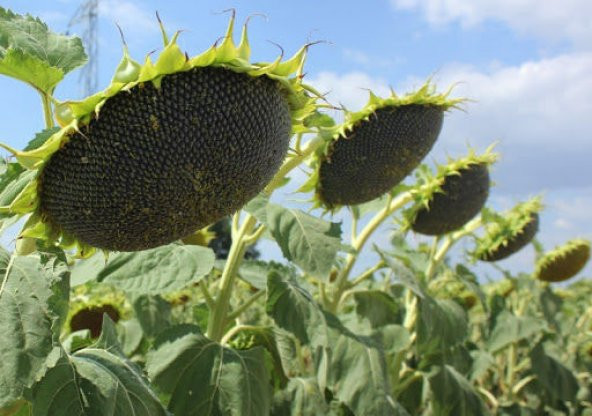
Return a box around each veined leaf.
[0,7,87,92]
[132,294,172,338]
[0,249,69,408]
[416,297,468,356]
[271,378,333,416]
[146,324,271,416]
[353,290,403,328]
[32,321,167,416]
[428,365,490,416]
[266,203,342,280]
[266,272,405,415]
[97,244,215,295]
[487,311,547,353]
[244,193,269,224]
[529,342,579,403]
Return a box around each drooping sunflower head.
[473,196,543,262]
[534,239,590,283]
[300,83,464,210]
[1,12,320,257]
[406,146,497,236]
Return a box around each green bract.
[534,239,591,283]
[0,13,318,257]
[474,197,542,262]
[301,84,463,209]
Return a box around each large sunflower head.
[0,12,320,257]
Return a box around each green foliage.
[0,7,590,416]
[0,249,69,408]
[0,7,86,93]
[265,203,342,279]
[96,244,215,295]
[146,325,272,415]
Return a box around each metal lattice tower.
[67,0,99,97]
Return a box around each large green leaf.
[353,290,403,328]
[487,311,547,353]
[146,324,271,416]
[243,194,269,224]
[228,326,290,386]
[428,365,490,416]
[378,247,426,298]
[0,7,87,92]
[271,378,333,416]
[31,347,167,416]
[416,297,468,356]
[0,250,69,408]
[70,253,105,286]
[132,294,171,338]
[266,272,405,415]
[529,342,579,403]
[265,203,342,279]
[97,244,215,295]
[238,259,295,291]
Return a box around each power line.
[67,0,99,97]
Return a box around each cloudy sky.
[1,0,590,279]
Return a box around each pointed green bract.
[1,13,319,257]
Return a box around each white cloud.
[98,0,158,35]
[390,0,592,48]
[309,53,592,194]
[308,71,391,112]
[306,55,592,277]
[430,51,592,193]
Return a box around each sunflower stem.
[40,91,55,129]
[264,134,324,193]
[329,192,413,312]
[227,290,264,321]
[207,213,257,341]
[425,215,483,280]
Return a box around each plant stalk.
[264,135,324,193]
[424,215,483,280]
[39,91,55,129]
[207,213,257,341]
[330,192,413,311]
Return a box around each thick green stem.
[207,135,325,340]
[39,91,55,129]
[264,135,324,193]
[330,192,413,311]
[506,343,518,396]
[206,214,257,341]
[424,215,483,280]
[227,290,264,321]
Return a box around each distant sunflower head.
[534,239,590,283]
[474,197,542,262]
[300,84,464,210]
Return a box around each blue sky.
[1,0,591,279]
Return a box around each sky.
[0,0,590,280]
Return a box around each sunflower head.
[1,12,320,257]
